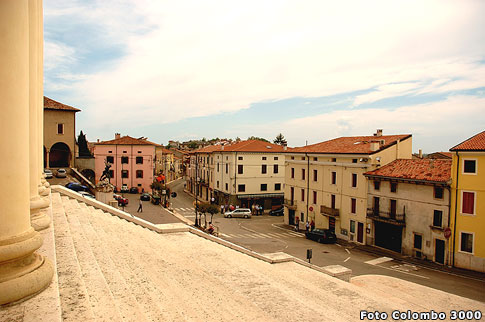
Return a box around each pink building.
[94,134,159,193]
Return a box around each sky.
[44,0,485,152]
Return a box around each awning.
[237,193,284,199]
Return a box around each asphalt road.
[167,178,485,303]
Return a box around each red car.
[113,194,129,206]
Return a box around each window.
[352,159,357,163]
[302,157,305,160]
[121,156,129,164]
[225,164,228,174]
[414,234,423,258]
[374,180,380,191]
[433,210,443,227]
[262,165,267,174]
[225,183,228,190]
[351,198,356,214]
[136,156,143,164]
[108,150,112,153]
[106,156,114,163]
[301,212,304,222]
[121,170,129,178]
[301,189,305,201]
[261,184,267,191]
[460,232,473,253]
[123,151,127,153]
[136,170,143,178]
[390,182,397,193]
[238,164,243,174]
[301,169,305,180]
[274,157,278,160]
[275,183,281,191]
[238,184,245,192]
[290,187,294,201]
[434,186,444,199]
[109,170,114,178]
[291,168,295,178]
[331,195,336,209]
[463,160,476,174]
[390,199,397,217]
[351,173,357,188]
[217,163,219,172]
[138,151,142,154]
[238,156,243,160]
[313,191,317,204]
[331,172,336,185]
[57,123,64,134]
[313,157,317,161]
[331,158,336,162]
[313,169,318,181]
[461,191,475,214]
[291,156,294,160]
[274,164,278,174]
[262,156,267,160]
[350,220,355,234]
[217,181,219,188]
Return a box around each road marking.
[266,233,282,238]
[219,233,230,238]
[185,215,195,218]
[345,248,351,254]
[287,231,304,237]
[255,233,271,238]
[336,243,342,247]
[344,256,351,262]
[365,256,393,265]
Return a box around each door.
[390,200,397,219]
[373,197,380,215]
[329,217,335,233]
[357,222,364,243]
[435,239,445,264]
[289,209,295,225]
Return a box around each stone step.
[65,199,123,322]
[76,203,149,322]
[85,208,176,321]
[53,195,95,322]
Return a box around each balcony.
[320,205,339,217]
[284,199,297,210]
[367,208,406,226]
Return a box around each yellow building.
[285,130,412,243]
[449,131,485,272]
[155,146,180,183]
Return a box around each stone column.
[0,0,53,305]
[29,0,50,230]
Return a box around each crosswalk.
[219,231,304,239]
[173,207,195,213]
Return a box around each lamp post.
[194,155,199,227]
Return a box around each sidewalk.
[274,223,485,281]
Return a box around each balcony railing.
[367,208,405,225]
[284,199,297,209]
[320,205,339,217]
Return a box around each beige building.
[43,96,80,168]
[284,130,412,243]
[155,146,181,183]
[364,159,452,265]
[187,140,288,211]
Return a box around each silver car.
[56,168,67,178]
[224,208,252,219]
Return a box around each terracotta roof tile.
[44,96,81,112]
[450,131,485,151]
[194,140,288,153]
[364,159,451,183]
[291,134,411,154]
[428,152,452,159]
[96,135,160,146]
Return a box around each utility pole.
[195,154,198,227]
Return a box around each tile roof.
[364,159,452,183]
[450,131,485,151]
[158,147,174,154]
[291,134,411,154]
[96,135,161,146]
[193,140,289,153]
[428,152,452,159]
[44,96,81,112]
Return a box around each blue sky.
[44,0,485,152]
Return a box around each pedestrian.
[220,204,224,214]
[295,216,300,231]
[259,205,263,216]
[137,199,143,213]
[310,219,315,231]
[305,221,310,232]
[211,197,215,204]
[251,204,256,215]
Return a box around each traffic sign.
[444,227,452,239]
[309,206,314,212]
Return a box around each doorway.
[435,239,445,264]
[357,222,364,243]
[329,217,335,233]
[289,209,295,225]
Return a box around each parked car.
[305,229,337,244]
[79,191,95,199]
[224,208,252,219]
[140,193,151,201]
[120,184,129,193]
[129,187,139,194]
[113,194,128,206]
[151,194,161,205]
[44,169,53,179]
[269,207,284,216]
[65,182,88,192]
[56,168,67,178]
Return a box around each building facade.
[364,159,452,265]
[94,134,157,193]
[449,131,485,272]
[284,130,412,242]
[43,96,80,168]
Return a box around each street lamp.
[194,155,199,227]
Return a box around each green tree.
[273,133,287,146]
[188,141,198,149]
[247,136,269,143]
[77,130,92,157]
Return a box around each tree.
[273,133,287,146]
[188,141,198,149]
[247,136,269,143]
[78,130,92,157]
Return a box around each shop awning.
[237,193,284,199]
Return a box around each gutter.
[452,152,459,268]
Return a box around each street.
[167,178,485,303]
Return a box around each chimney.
[115,133,121,139]
[374,129,383,137]
[419,149,423,158]
[370,141,379,152]
[97,139,100,143]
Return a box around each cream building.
[364,159,452,265]
[284,130,412,243]
[43,96,80,168]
